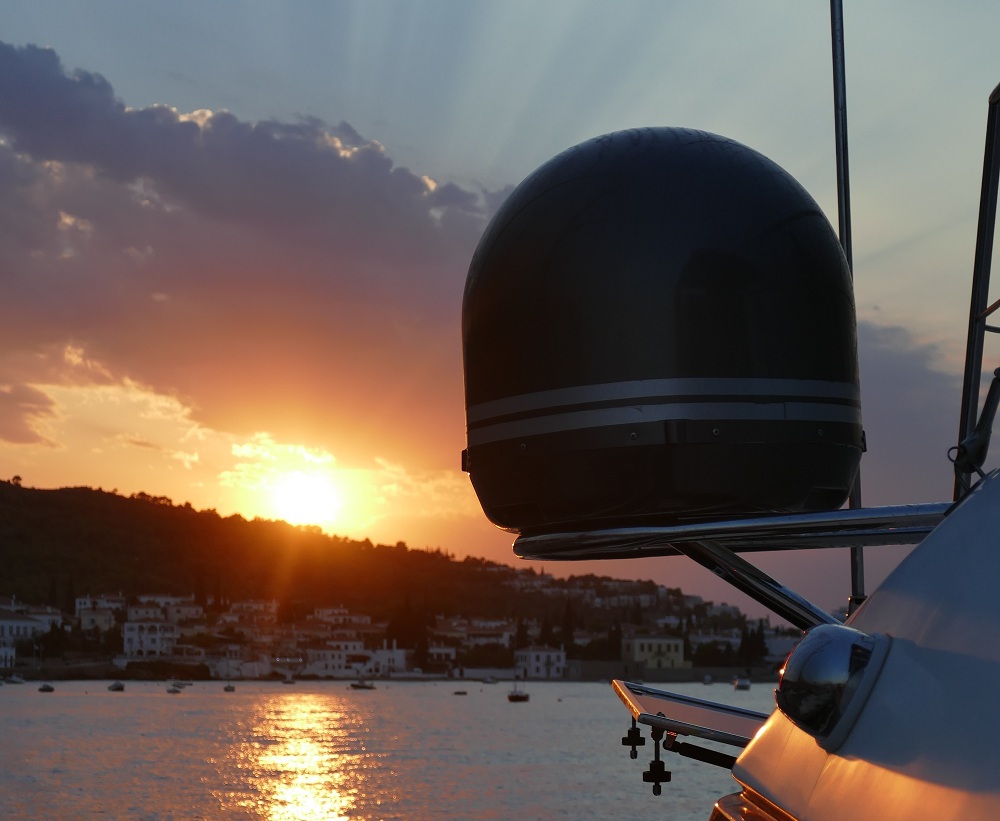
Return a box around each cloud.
[0,382,56,444]
[0,43,485,262]
[855,321,964,504]
[0,41,500,471]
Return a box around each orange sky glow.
[3,3,1000,620]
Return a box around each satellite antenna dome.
[462,127,862,536]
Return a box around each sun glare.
[270,471,343,528]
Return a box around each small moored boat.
[38,683,54,693]
[507,682,529,703]
[107,680,125,692]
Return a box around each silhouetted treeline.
[0,481,625,629]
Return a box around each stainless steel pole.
[830,0,865,613]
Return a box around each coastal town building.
[230,599,279,621]
[430,616,515,651]
[80,608,115,633]
[19,604,65,632]
[369,641,407,677]
[515,645,566,679]
[75,594,127,616]
[427,643,458,667]
[311,606,371,627]
[122,620,179,659]
[0,607,49,641]
[165,602,204,624]
[622,634,689,671]
[0,607,52,669]
[302,637,368,677]
[137,594,195,609]
[128,604,164,621]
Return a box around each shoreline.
[4,663,780,685]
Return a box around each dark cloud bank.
[0,41,502,466]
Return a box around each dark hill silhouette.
[0,480,598,624]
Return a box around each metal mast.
[830,0,865,612]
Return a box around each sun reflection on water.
[219,693,369,820]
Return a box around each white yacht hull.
[717,468,1000,821]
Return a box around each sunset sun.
[270,471,343,528]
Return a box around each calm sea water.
[0,678,774,820]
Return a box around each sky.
[2,1,1000,621]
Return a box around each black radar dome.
[462,127,862,536]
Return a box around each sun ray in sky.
[4,1,1000,617]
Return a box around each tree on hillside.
[559,600,576,651]
[514,619,529,649]
[386,597,428,650]
[539,613,554,646]
[738,624,753,667]
[608,621,622,651]
[62,574,76,616]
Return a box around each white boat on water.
[459,4,1000,818]
[732,677,751,692]
[350,679,376,690]
[107,681,125,692]
[5,674,25,684]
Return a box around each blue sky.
[3,1,1000,618]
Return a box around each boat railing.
[514,502,948,629]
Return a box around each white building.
[80,608,116,633]
[311,606,371,627]
[0,608,48,668]
[427,644,458,666]
[515,645,566,679]
[369,641,407,677]
[622,635,689,671]
[465,620,514,649]
[706,603,743,619]
[23,605,64,632]
[128,604,163,622]
[302,637,369,677]
[137,594,194,609]
[230,599,279,619]
[0,608,48,642]
[655,615,682,630]
[75,594,127,617]
[123,621,179,658]
[165,602,204,624]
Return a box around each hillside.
[0,480,657,627]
